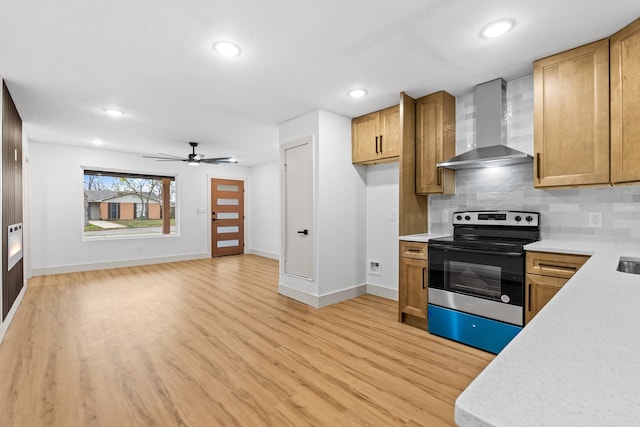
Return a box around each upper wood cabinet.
[352,105,400,164]
[398,92,428,237]
[415,91,455,194]
[533,39,610,188]
[611,18,640,184]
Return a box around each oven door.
[428,244,524,326]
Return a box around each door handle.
[297,229,308,235]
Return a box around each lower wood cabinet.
[399,241,428,328]
[525,251,590,324]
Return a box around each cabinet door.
[399,257,428,320]
[533,39,610,188]
[415,91,455,194]
[611,18,640,184]
[525,274,568,324]
[378,105,400,160]
[352,112,378,164]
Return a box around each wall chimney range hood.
[437,78,532,170]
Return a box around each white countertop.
[456,240,640,426]
[398,233,449,242]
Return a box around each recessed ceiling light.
[103,108,124,117]
[212,41,241,57]
[481,19,515,38]
[91,138,103,145]
[348,89,368,98]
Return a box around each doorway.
[211,178,244,257]
[282,138,313,279]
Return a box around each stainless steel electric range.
[427,210,540,354]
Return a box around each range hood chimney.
[437,78,533,169]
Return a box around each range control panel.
[452,211,539,227]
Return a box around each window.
[83,170,176,238]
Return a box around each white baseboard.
[278,283,320,307]
[246,249,279,260]
[0,281,28,344]
[278,283,367,308]
[31,252,211,276]
[318,284,367,307]
[366,284,398,301]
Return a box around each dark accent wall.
[2,82,24,320]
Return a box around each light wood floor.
[0,255,493,426]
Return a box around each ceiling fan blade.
[200,157,238,164]
[143,154,186,160]
[142,156,182,161]
[157,152,186,159]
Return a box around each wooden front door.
[211,178,244,257]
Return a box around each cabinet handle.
[437,167,441,186]
[527,282,533,312]
[407,248,421,252]
[375,136,379,153]
[536,153,541,180]
[380,135,383,152]
[422,267,426,289]
[538,263,577,272]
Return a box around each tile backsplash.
[429,164,640,244]
[429,75,640,244]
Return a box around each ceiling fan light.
[187,160,200,166]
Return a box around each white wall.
[317,110,367,294]
[29,142,251,274]
[278,111,321,296]
[365,163,399,300]
[278,110,367,307]
[22,130,31,280]
[247,160,280,259]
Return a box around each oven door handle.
[428,244,523,257]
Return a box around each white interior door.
[283,139,313,279]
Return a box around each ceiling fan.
[143,142,237,165]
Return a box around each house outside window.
[84,170,175,238]
[108,202,120,219]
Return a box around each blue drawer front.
[427,304,522,354]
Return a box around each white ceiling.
[1,0,639,166]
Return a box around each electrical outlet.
[588,212,603,228]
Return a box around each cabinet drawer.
[526,251,590,279]
[400,241,427,260]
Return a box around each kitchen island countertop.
[456,240,640,426]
